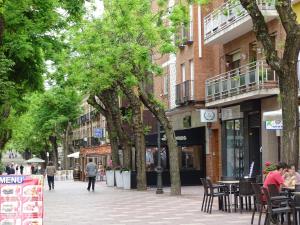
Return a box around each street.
[44,181,252,225]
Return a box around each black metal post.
[156,121,163,194]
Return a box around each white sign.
[200,109,218,122]
[265,120,282,130]
[221,105,243,120]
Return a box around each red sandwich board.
[0,175,44,225]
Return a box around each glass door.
[224,119,244,178]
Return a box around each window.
[163,75,169,95]
[180,146,201,170]
[189,59,194,98]
[181,63,186,82]
[145,148,167,171]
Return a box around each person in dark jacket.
[5,165,10,174]
[10,165,15,174]
[20,164,24,175]
[86,158,97,191]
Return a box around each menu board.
[0,175,44,225]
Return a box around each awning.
[67,152,80,159]
[263,107,300,121]
[26,157,45,163]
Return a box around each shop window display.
[145,148,167,171]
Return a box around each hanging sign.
[265,120,283,130]
[200,109,218,122]
[0,175,44,225]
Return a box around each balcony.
[177,21,193,48]
[205,61,279,107]
[204,0,277,45]
[176,80,194,105]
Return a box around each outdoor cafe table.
[218,180,240,212]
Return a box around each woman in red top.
[263,162,288,191]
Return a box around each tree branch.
[239,0,281,71]
[275,0,299,36]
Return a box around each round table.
[218,180,240,212]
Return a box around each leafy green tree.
[65,0,182,194]
[238,0,300,169]
[7,87,82,168]
[0,0,85,150]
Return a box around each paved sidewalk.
[44,181,254,225]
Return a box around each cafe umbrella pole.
[156,121,164,194]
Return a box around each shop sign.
[161,135,187,141]
[265,120,282,130]
[94,128,105,138]
[200,109,218,122]
[0,175,44,224]
[221,105,243,120]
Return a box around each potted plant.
[121,168,131,190]
[263,161,276,180]
[114,166,123,188]
[105,166,115,187]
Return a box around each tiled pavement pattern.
[44,181,254,225]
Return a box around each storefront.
[221,100,262,179]
[79,144,111,181]
[145,127,206,186]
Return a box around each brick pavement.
[44,181,255,225]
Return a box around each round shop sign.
[204,111,216,121]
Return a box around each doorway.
[248,127,261,178]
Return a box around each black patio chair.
[262,187,294,225]
[293,192,300,225]
[200,178,209,212]
[251,183,266,225]
[239,180,255,213]
[206,177,229,214]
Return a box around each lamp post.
[156,120,163,194]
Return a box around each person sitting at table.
[263,162,288,192]
[284,164,300,187]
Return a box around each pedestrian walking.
[31,165,35,174]
[10,165,15,174]
[20,164,24,175]
[45,162,56,190]
[86,158,97,191]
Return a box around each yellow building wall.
[293,2,300,23]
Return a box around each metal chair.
[239,180,255,213]
[206,177,229,214]
[200,178,208,212]
[262,187,294,225]
[251,183,266,225]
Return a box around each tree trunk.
[279,64,299,168]
[105,112,120,167]
[49,136,58,169]
[119,84,147,190]
[107,92,132,169]
[139,89,181,195]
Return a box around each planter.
[106,170,115,187]
[115,170,123,188]
[122,171,131,190]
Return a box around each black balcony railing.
[175,80,194,105]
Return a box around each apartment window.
[190,59,194,98]
[163,75,169,95]
[181,63,186,82]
